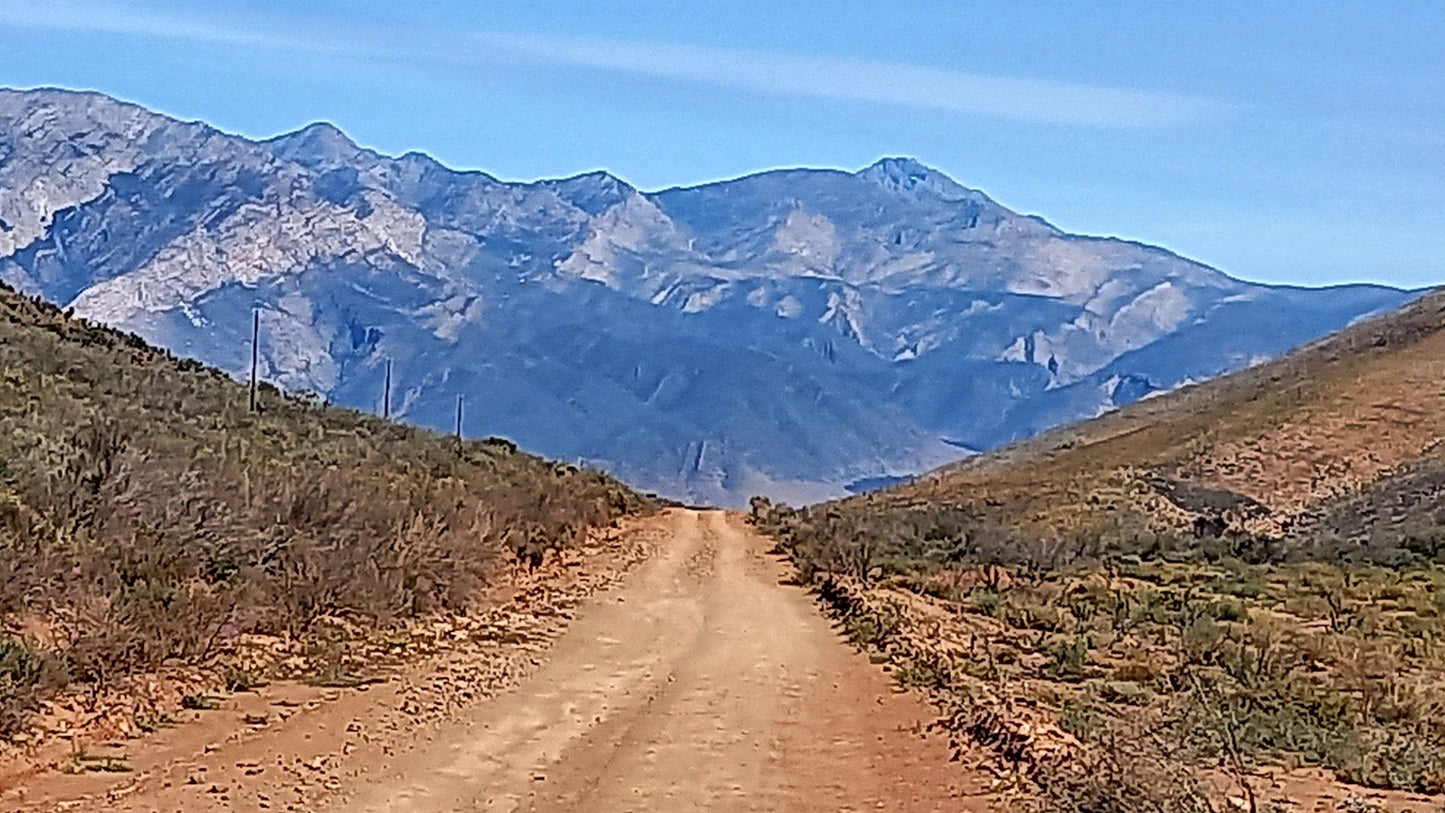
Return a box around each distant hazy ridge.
[0,88,1414,504]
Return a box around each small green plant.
[180,693,218,711]
[223,665,265,692]
[892,650,957,691]
[1058,697,1107,741]
[969,588,1002,617]
[841,602,906,650]
[134,712,176,733]
[0,636,56,739]
[1043,636,1091,680]
[1209,596,1248,623]
[69,749,132,773]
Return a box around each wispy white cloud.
[0,1,334,54]
[480,33,1222,128]
[1,2,1220,128]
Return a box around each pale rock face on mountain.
[0,89,1416,505]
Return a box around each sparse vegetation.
[760,493,1445,806]
[747,290,1445,808]
[66,748,132,774]
[0,636,59,739]
[0,282,647,739]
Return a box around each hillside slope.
[0,280,642,738]
[837,286,1445,560]
[0,87,1416,504]
[752,289,1445,805]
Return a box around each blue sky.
[2,0,1442,287]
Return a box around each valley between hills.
[0,88,1416,506]
[3,265,1445,811]
[2,90,1444,813]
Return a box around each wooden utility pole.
[455,394,464,444]
[382,359,393,419]
[248,310,260,412]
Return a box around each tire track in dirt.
[9,509,994,811]
[342,510,988,812]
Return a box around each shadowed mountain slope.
[0,87,1415,504]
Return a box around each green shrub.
[969,588,1003,617]
[0,637,56,738]
[1043,636,1090,680]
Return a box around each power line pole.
[248,309,260,412]
[382,358,393,420]
[455,394,464,445]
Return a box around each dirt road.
[345,509,977,812]
[11,510,989,811]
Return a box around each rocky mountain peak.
[861,156,934,183]
[265,121,367,170]
[0,88,1415,506]
[858,156,973,199]
[540,170,638,216]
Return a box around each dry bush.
[0,283,647,737]
[756,480,1445,798]
[0,636,61,739]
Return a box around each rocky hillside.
[0,88,1415,505]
